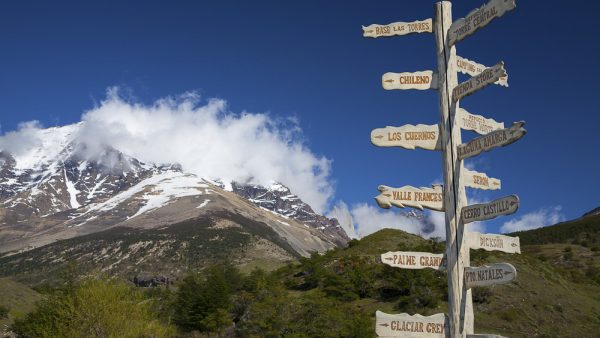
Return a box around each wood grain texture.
[456,55,508,87]
[375,185,444,211]
[466,231,521,254]
[464,263,517,288]
[381,251,446,270]
[382,71,439,90]
[457,121,526,160]
[448,0,516,46]
[452,61,507,102]
[462,169,501,190]
[456,108,504,135]
[362,19,433,38]
[461,195,519,224]
[375,310,447,337]
[371,124,441,150]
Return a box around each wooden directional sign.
[457,121,526,160]
[376,311,446,337]
[375,185,444,211]
[381,251,446,270]
[382,71,438,90]
[363,19,433,38]
[466,231,521,254]
[456,108,504,135]
[448,0,517,46]
[467,334,507,338]
[464,263,517,288]
[461,195,519,224]
[371,124,441,150]
[453,61,507,101]
[456,55,508,87]
[462,169,501,190]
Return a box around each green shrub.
[0,305,9,319]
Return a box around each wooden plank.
[375,185,444,211]
[448,0,517,46]
[466,231,521,254]
[362,19,433,38]
[461,195,519,224]
[457,121,526,160]
[456,55,508,87]
[464,263,517,288]
[375,310,447,337]
[452,61,506,101]
[382,71,439,90]
[462,169,501,190]
[456,108,504,135]
[381,251,446,270]
[371,124,441,150]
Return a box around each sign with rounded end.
[464,263,517,288]
[371,124,441,150]
[382,71,439,90]
[456,55,508,87]
[375,311,447,337]
[456,108,504,135]
[462,169,501,190]
[457,121,527,160]
[466,231,521,254]
[381,251,446,270]
[461,195,519,224]
[375,185,444,211]
[362,19,433,38]
[448,0,517,46]
[453,61,507,102]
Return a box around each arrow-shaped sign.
[466,231,521,254]
[462,169,501,190]
[461,195,519,224]
[456,55,508,87]
[362,19,433,38]
[448,0,517,46]
[464,263,517,288]
[375,311,447,337]
[456,108,504,135]
[381,251,446,270]
[457,121,526,160]
[453,61,507,101]
[371,124,441,150]
[382,71,439,90]
[375,185,444,211]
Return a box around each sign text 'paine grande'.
[456,108,504,135]
[464,263,517,288]
[448,0,517,46]
[375,185,444,211]
[371,124,441,150]
[461,195,519,224]
[375,311,446,337]
[462,169,501,190]
[453,61,506,101]
[456,55,508,87]
[362,19,432,38]
[382,71,438,90]
[381,251,446,270]
[467,232,521,254]
[458,121,526,160]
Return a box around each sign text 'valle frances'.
[382,71,438,90]
[457,55,508,87]
[467,232,521,254]
[371,124,441,150]
[462,169,501,190]
[376,311,446,337]
[458,121,526,160]
[456,108,504,135]
[464,263,517,289]
[381,251,446,270]
[461,195,519,224]
[375,185,444,211]
[362,18,432,38]
[453,61,506,101]
[448,0,517,46]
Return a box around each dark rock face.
[583,207,600,218]
[132,274,175,287]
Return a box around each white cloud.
[326,201,358,239]
[500,206,565,233]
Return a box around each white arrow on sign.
[461,195,519,224]
[448,0,517,46]
[381,251,446,270]
[456,108,504,135]
[375,185,444,211]
[375,311,447,337]
[382,71,439,90]
[362,19,433,38]
[371,124,441,150]
[453,61,507,102]
[456,55,508,87]
[462,169,501,190]
[457,121,526,160]
[464,263,517,288]
[466,231,521,254]
[467,334,507,338]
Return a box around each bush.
[0,305,9,319]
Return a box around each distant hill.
[510,213,600,247]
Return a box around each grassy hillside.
[0,278,41,329]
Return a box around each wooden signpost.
[371,124,441,150]
[362,1,523,336]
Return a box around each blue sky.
[1,0,599,236]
